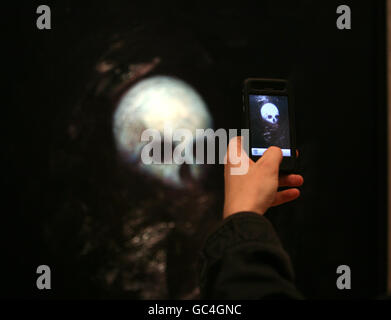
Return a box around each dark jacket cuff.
[202,211,285,263]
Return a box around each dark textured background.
[3,0,387,299]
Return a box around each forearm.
[198,212,303,299]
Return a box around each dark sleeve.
[198,211,303,299]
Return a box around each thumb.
[258,146,283,174]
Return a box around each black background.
[3,0,387,299]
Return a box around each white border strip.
[387,0,391,294]
[251,148,291,157]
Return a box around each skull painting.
[47,27,220,300]
[260,103,280,124]
[113,75,212,187]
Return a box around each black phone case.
[242,78,297,173]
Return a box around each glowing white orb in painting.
[260,103,279,124]
[113,75,212,187]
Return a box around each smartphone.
[242,78,297,172]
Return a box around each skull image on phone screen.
[249,94,291,157]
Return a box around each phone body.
[242,78,297,173]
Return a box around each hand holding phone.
[223,136,303,218]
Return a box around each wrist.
[223,204,266,219]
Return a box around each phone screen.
[249,94,291,157]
